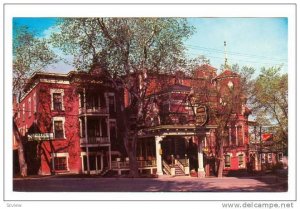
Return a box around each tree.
[13,26,57,95]
[51,18,194,177]
[252,67,288,153]
[191,65,246,177]
[13,26,57,176]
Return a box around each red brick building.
[14,64,251,177]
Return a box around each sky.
[13,17,288,74]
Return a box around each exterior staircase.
[174,164,185,176]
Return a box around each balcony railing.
[79,106,108,115]
[80,137,110,145]
[111,159,157,169]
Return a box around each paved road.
[13,175,287,192]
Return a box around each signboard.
[28,133,54,141]
[195,105,208,126]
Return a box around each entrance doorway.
[161,136,188,163]
[81,152,103,174]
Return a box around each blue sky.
[13,17,288,74]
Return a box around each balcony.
[80,137,110,146]
[79,107,108,115]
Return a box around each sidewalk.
[13,174,288,192]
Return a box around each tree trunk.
[123,132,139,177]
[127,139,139,177]
[115,90,139,177]
[217,142,224,178]
[13,119,27,177]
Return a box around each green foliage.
[13,26,57,94]
[252,67,288,145]
[51,18,194,77]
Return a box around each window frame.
[262,153,266,164]
[22,103,25,121]
[51,153,69,171]
[52,117,66,139]
[278,152,283,162]
[237,152,245,168]
[224,154,231,168]
[268,153,273,163]
[28,97,31,118]
[109,119,117,139]
[108,92,116,113]
[50,89,65,111]
[33,92,36,113]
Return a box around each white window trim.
[33,92,36,113]
[28,97,32,117]
[17,105,20,119]
[224,152,232,168]
[22,103,25,121]
[50,89,65,111]
[52,116,66,139]
[268,153,273,163]
[278,152,284,162]
[262,153,266,164]
[237,152,245,168]
[51,152,69,171]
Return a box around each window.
[53,117,65,139]
[28,98,31,117]
[54,121,64,138]
[54,157,67,170]
[53,93,62,111]
[110,120,117,139]
[22,103,25,121]
[108,93,116,113]
[262,153,266,164]
[51,89,64,111]
[268,153,272,163]
[238,126,243,145]
[238,154,244,168]
[33,93,36,113]
[17,104,20,119]
[88,119,100,137]
[278,152,283,162]
[52,153,69,171]
[225,155,231,168]
[101,118,108,137]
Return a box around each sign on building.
[195,105,208,126]
[28,133,54,141]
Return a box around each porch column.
[108,145,112,169]
[198,137,206,178]
[155,136,163,176]
[101,153,103,171]
[229,127,232,145]
[242,124,245,145]
[84,88,90,174]
[235,125,238,146]
[95,153,98,174]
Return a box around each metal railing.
[80,137,110,145]
[79,106,108,115]
[111,160,156,169]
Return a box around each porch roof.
[138,124,217,138]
